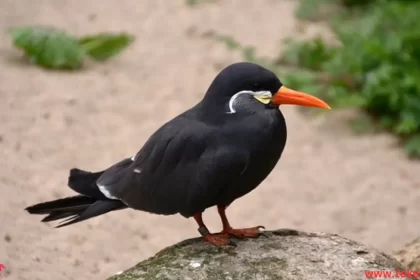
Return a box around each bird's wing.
[95,116,249,216]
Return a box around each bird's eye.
[252,84,259,91]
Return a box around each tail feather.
[25,195,96,214]
[41,211,78,222]
[26,167,127,227]
[68,168,105,199]
[55,200,124,228]
[25,196,126,227]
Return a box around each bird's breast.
[229,109,286,153]
[219,110,287,204]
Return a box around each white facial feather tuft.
[227,90,272,114]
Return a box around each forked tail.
[25,168,126,227]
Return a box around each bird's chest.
[242,125,285,182]
[221,112,287,203]
[238,111,286,161]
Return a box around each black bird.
[25,62,330,246]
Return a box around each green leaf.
[394,112,418,135]
[9,26,84,69]
[404,135,420,159]
[79,33,134,61]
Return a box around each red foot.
[203,233,231,246]
[222,226,265,238]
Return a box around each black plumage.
[26,62,330,246]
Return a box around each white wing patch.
[98,183,119,200]
[227,90,272,114]
[98,155,141,201]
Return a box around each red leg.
[193,213,230,246]
[217,205,265,238]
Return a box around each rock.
[394,236,420,271]
[107,229,408,280]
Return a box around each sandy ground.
[0,0,419,279]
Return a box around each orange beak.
[271,86,331,109]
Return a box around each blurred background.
[1,0,419,279]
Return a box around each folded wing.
[95,116,249,217]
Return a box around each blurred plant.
[216,0,420,159]
[9,26,135,70]
[185,0,217,7]
[282,0,420,158]
[214,35,268,66]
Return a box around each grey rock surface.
[394,236,420,272]
[107,229,409,280]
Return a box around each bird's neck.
[201,89,231,110]
[194,96,232,123]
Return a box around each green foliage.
[295,0,332,20]
[295,0,376,19]
[214,35,276,71]
[9,26,134,70]
[9,26,84,69]
[283,0,420,159]
[79,33,135,61]
[185,0,216,7]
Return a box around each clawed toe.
[203,233,235,246]
[223,225,266,238]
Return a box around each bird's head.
[203,62,330,114]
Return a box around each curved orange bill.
[271,86,331,109]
